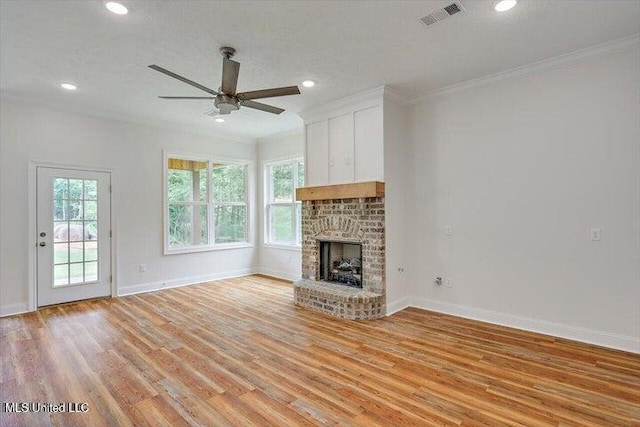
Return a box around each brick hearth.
[293,280,384,320]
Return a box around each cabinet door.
[328,113,354,184]
[305,121,328,186]
[354,105,384,182]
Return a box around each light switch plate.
[590,228,601,241]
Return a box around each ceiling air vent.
[421,1,465,27]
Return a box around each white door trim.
[28,161,117,311]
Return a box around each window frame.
[264,157,304,249]
[163,151,252,255]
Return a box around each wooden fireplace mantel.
[296,181,385,201]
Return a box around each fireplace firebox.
[319,241,362,288]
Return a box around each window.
[265,158,304,246]
[165,154,249,253]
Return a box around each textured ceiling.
[1,0,639,139]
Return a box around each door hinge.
[109,185,112,193]
[110,230,112,238]
[109,275,113,283]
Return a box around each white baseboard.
[0,302,30,317]
[256,267,301,282]
[117,268,257,297]
[386,296,411,316]
[411,297,639,354]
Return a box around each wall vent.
[421,1,465,27]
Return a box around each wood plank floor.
[1,275,638,426]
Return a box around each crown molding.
[409,34,640,105]
[383,86,409,105]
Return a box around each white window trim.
[264,157,303,248]
[163,150,253,255]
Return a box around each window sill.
[165,243,254,255]
[263,243,302,252]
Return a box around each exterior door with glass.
[36,167,112,306]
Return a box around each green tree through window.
[212,164,247,243]
[166,156,248,252]
[266,158,304,245]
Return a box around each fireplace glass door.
[319,241,362,288]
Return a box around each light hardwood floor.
[1,275,638,426]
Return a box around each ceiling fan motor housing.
[214,94,239,114]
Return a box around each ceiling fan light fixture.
[60,83,77,91]
[215,94,240,114]
[494,0,517,12]
[214,116,225,123]
[302,80,316,88]
[105,2,128,15]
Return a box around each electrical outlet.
[138,264,146,273]
[445,277,453,288]
[397,267,405,273]
[590,228,601,241]
[434,277,442,286]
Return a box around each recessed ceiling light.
[214,117,225,123]
[60,83,77,91]
[302,80,315,88]
[105,2,128,15]
[494,0,517,12]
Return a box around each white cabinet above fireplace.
[354,106,383,182]
[305,121,329,185]
[300,87,385,186]
[328,113,355,184]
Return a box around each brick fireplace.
[294,182,385,320]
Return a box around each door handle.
[39,242,46,247]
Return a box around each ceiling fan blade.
[203,108,219,116]
[240,100,285,115]
[221,58,240,95]
[159,96,215,99]
[237,85,300,101]
[148,65,218,96]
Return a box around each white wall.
[256,128,304,281]
[383,97,412,313]
[0,98,258,315]
[407,45,640,352]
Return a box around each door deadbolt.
[39,242,46,247]
[39,232,46,237]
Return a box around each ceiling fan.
[149,46,300,116]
